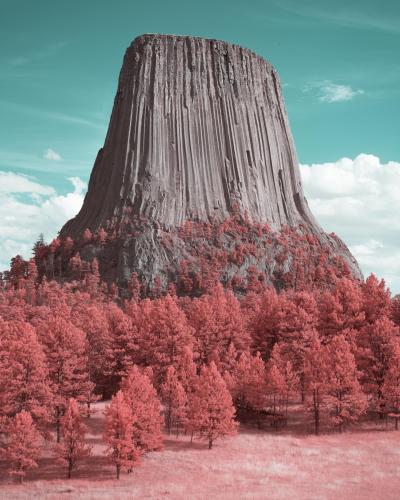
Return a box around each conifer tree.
[71,302,109,405]
[129,295,194,384]
[5,411,41,483]
[187,362,238,449]
[54,398,91,478]
[187,285,250,364]
[121,365,164,452]
[391,295,400,327]
[266,364,287,420]
[104,391,140,479]
[357,317,400,416]
[103,303,137,394]
[0,320,52,426]
[361,274,391,324]
[160,366,187,435]
[269,345,299,416]
[324,336,367,431]
[303,333,327,435]
[231,351,266,412]
[36,315,91,441]
[382,346,400,427]
[175,346,197,394]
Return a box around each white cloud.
[319,82,364,103]
[44,148,62,161]
[1,156,399,295]
[304,81,364,103]
[0,174,86,271]
[0,171,55,195]
[300,154,400,294]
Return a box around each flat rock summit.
[60,34,361,292]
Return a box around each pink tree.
[120,365,164,452]
[175,346,197,395]
[279,291,319,344]
[324,336,367,431]
[187,362,238,449]
[97,227,108,245]
[84,258,101,298]
[266,363,287,425]
[128,295,194,384]
[244,287,285,359]
[103,303,136,395]
[269,344,299,416]
[361,274,392,324]
[0,320,51,426]
[71,302,110,405]
[36,314,91,441]
[25,259,38,305]
[160,366,187,435]
[357,316,400,417]
[303,333,328,435]
[318,278,364,343]
[54,398,91,478]
[246,288,318,360]
[215,342,239,377]
[382,346,400,428]
[231,351,266,413]
[104,391,140,479]
[391,295,400,327]
[187,284,250,365]
[82,228,93,243]
[4,410,41,483]
[149,295,194,382]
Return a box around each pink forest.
[0,215,400,497]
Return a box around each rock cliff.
[59,34,361,291]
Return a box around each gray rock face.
[60,34,362,288]
[62,34,316,234]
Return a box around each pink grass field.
[1,402,400,500]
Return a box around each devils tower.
[59,34,361,292]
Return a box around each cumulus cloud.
[304,81,364,103]
[300,154,400,293]
[44,148,62,161]
[0,173,86,271]
[0,171,55,195]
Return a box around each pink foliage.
[54,398,91,478]
[120,366,164,452]
[4,411,41,483]
[187,362,238,449]
[104,391,140,479]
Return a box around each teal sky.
[1,0,399,192]
[1,0,400,291]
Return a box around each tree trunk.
[67,461,72,479]
[208,438,213,449]
[300,374,305,403]
[116,465,120,480]
[166,405,172,434]
[313,390,320,435]
[56,407,61,443]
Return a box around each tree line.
[0,258,400,481]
